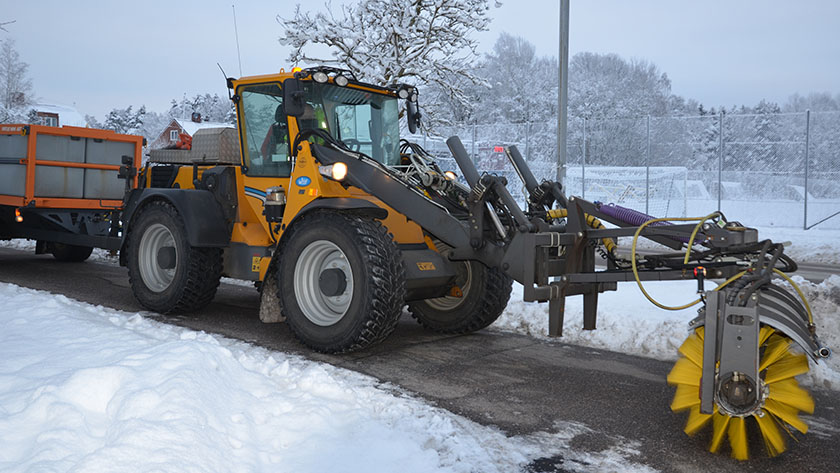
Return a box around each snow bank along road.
[0,247,838,472]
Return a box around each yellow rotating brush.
[667,326,813,460]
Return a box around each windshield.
[300,82,401,166]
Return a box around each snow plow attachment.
[350,133,828,459]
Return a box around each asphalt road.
[1,247,838,473]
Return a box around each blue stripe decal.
[244,186,266,197]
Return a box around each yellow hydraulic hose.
[630,213,723,311]
[630,213,814,324]
[546,209,617,253]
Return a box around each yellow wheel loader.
[97,66,827,460]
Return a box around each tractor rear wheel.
[126,201,222,313]
[278,211,406,353]
[408,246,512,334]
[51,242,93,262]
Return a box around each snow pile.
[0,283,655,473]
[496,276,840,390]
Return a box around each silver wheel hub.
[294,240,354,326]
[138,223,177,293]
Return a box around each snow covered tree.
[278,0,499,128]
[746,100,781,170]
[783,92,839,113]
[168,93,235,124]
[475,33,556,124]
[102,105,146,135]
[568,53,672,120]
[0,38,33,123]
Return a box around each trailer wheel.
[278,211,406,353]
[408,252,512,334]
[126,201,222,313]
[51,243,93,262]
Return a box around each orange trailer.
[0,124,143,259]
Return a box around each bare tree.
[278,0,499,127]
[0,38,33,111]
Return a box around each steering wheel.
[343,139,361,151]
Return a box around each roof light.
[319,162,348,181]
[334,74,349,87]
[398,88,410,99]
[291,67,302,73]
[312,71,329,83]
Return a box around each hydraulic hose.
[630,212,722,311]
[629,212,814,326]
[772,268,815,326]
[546,208,616,254]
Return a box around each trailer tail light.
[14,208,23,223]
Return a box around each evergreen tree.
[102,105,146,135]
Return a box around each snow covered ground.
[0,283,655,473]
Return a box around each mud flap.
[259,268,285,323]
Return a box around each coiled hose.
[629,213,813,325]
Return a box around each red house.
[150,113,234,150]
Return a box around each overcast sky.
[6,0,840,119]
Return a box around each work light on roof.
[334,74,349,87]
[312,71,329,83]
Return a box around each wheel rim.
[138,223,178,292]
[294,240,354,326]
[425,259,472,311]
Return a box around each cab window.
[238,83,291,177]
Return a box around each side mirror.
[283,78,304,117]
[407,100,420,134]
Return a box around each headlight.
[444,171,457,180]
[319,162,348,181]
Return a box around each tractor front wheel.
[278,211,406,353]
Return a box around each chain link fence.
[419,111,840,230]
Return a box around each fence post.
[804,109,810,230]
[582,117,587,199]
[646,115,651,215]
[718,111,724,212]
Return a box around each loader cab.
[232,71,404,177]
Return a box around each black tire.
[126,201,222,313]
[278,211,406,353]
[408,257,512,334]
[51,243,93,262]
